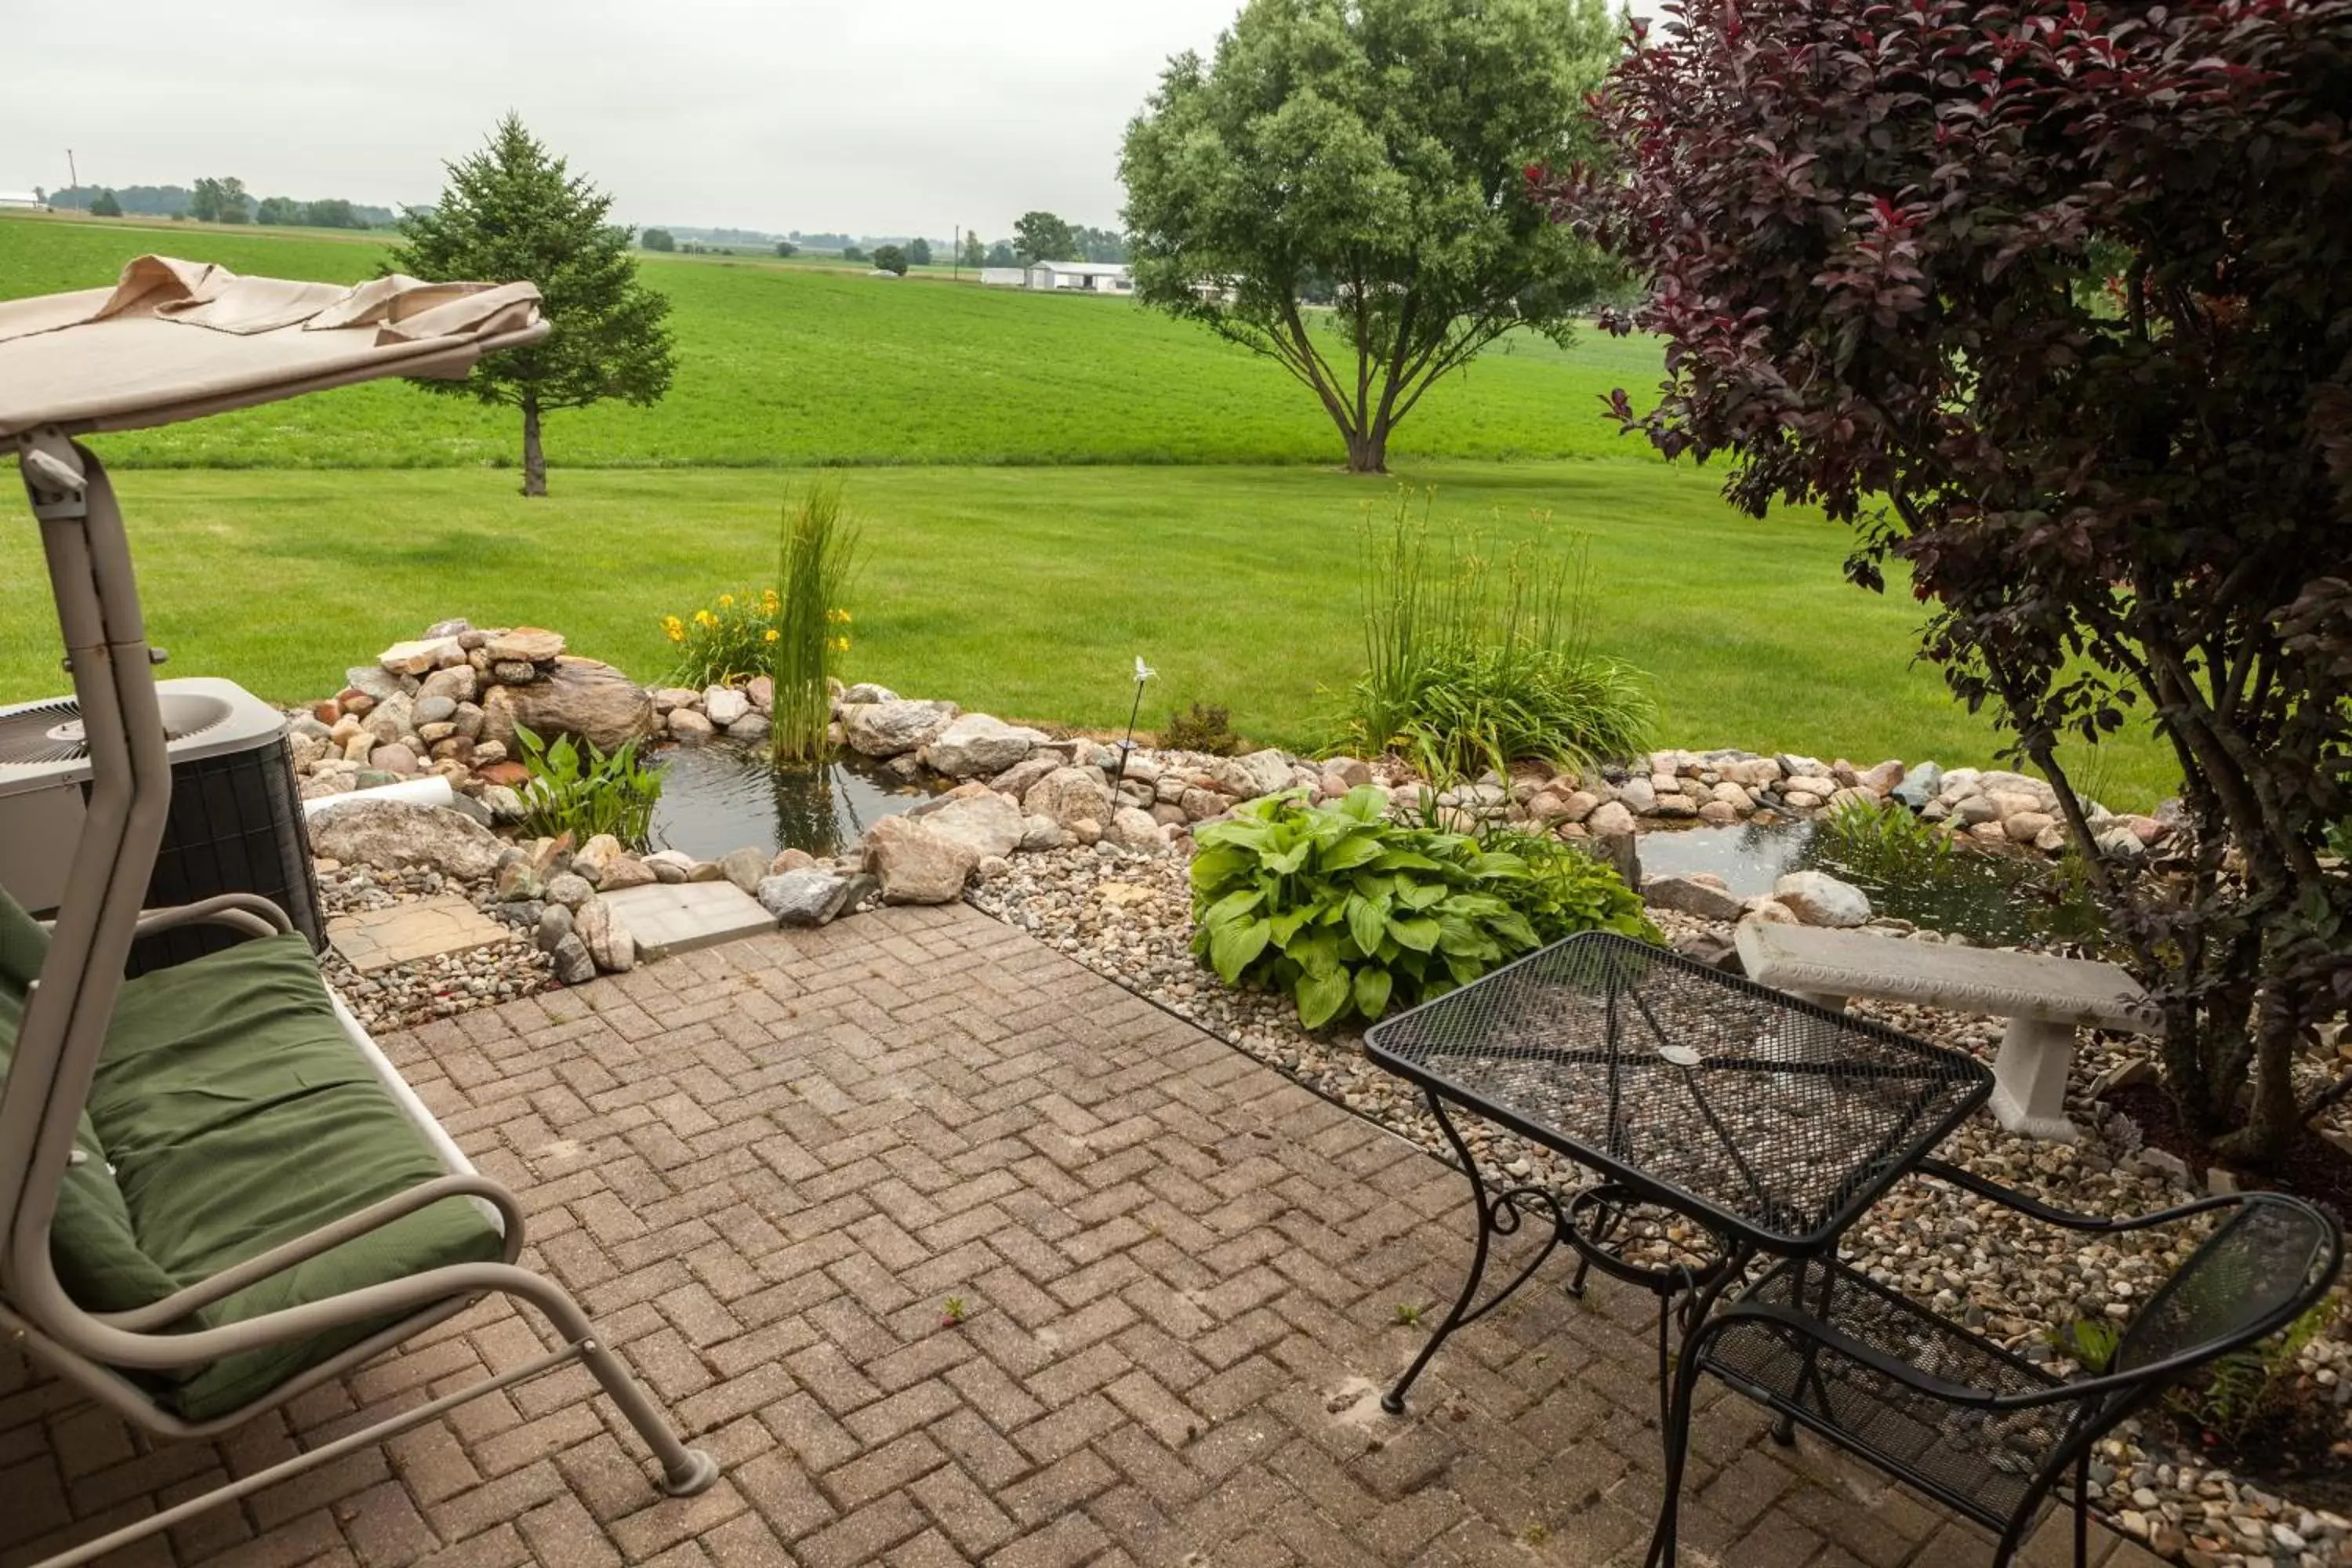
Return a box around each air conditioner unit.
[0,676,325,974]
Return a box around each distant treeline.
[44,182,399,228]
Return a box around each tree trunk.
[1345,423,1389,475]
[520,395,547,498]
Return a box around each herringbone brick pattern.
[1,904,2162,1568]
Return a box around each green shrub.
[514,724,663,848]
[1334,489,1654,784]
[1479,829,1661,948]
[1189,788,1655,1029]
[1162,702,1245,757]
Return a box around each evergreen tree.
[960,232,985,269]
[390,114,674,497]
[906,237,932,267]
[88,189,122,218]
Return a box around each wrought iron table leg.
[1644,1241,1751,1568]
[1385,1089,1566,1414]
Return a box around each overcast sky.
[2,0,1264,239]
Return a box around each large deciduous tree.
[1121,0,1621,474]
[1011,210,1076,264]
[391,114,674,497]
[1548,0,2352,1161]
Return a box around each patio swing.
[0,257,718,1566]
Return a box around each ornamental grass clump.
[1337,489,1654,786]
[769,481,862,764]
[1190,786,1654,1029]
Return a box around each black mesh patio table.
[1363,931,1991,1445]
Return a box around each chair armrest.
[1912,1156,2249,1233]
[89,1173,526,1333]
[131,893,296,943]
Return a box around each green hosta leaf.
[1345,893,1388,956]
[1352,966,1394,1020]
[1295,967,1351,1030]
[1491,912,1539,950]
[1395,880,1449,911]
[1264,842,1312,876]
[1292,929,1343,979]
[1371,848,1446,873]
[1199,887,1265,928]
[1436,916,1498,959]
[1268,906,1314,945]
[1209,919,1272,984]
[1339,785,1388,823]
[1388,915,1442,953]
[1444,952,1486,988]
[1319,833,1384,872]
[1188,844,1256,890]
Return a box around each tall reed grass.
[1335,488,1654,783]
[769,482,863,765]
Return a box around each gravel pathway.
[967,844,2352,1567]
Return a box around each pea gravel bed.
[314,861,554,1034]
[967,844,2352,1568]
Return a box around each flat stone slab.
[327,895,514,973]
[1736,921,2151,1031]
[598,880,774,959]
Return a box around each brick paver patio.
[2,903,2163,1568]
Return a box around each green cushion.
[0,890,187,1317]
[89,933,503,1421]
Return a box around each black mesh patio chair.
[1650,1157,2342,1568]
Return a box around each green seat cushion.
[0,889,187,1317]
[88,932,503,1421]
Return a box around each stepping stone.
[600,880,775,960]
[328,894,514,974]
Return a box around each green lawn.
[0,461,2176,804]
[0,213,1659,470]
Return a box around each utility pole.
[65,149,78,191]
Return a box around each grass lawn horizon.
[0,459,2176,807]
[0,213,1664,471]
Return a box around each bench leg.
[1987,1018,2080,1142]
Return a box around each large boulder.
[843,699,960,759]
[1104,807,1168,855]
[1025,766,1116,829]
[914,789,1025,861]
[480,657,655,753]
[576,895,637,973]
[1772,870,1872,928]
[307,799,504,881]
[925,713,1034,779]
[1206,748,1293,800]
[758,869,854,927]
[862,815,977,903]
[1643,874,1748,924]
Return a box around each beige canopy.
[0,254,545,439]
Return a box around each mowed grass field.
[0,214,1657,469]
[0,214,2178,803]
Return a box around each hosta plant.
[1189,787,1653,1029]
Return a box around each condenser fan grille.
[0,692,236,767]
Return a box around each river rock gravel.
[314,858,554,1033]
[966,845,2352,1566]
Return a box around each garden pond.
[648,739,945,861]
[1635,816,2101,949]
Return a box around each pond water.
[1635,817,2094,949]
[648,739,946,861]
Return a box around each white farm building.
[980,261,1134,295]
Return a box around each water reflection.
[648,740,946,861]
[1635,818,2095,949]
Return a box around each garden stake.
[1111,656,1153,798]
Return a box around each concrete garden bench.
[1733,922,2152,1142]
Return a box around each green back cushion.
[0,887,187,1316]
[91,933,502,1421]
